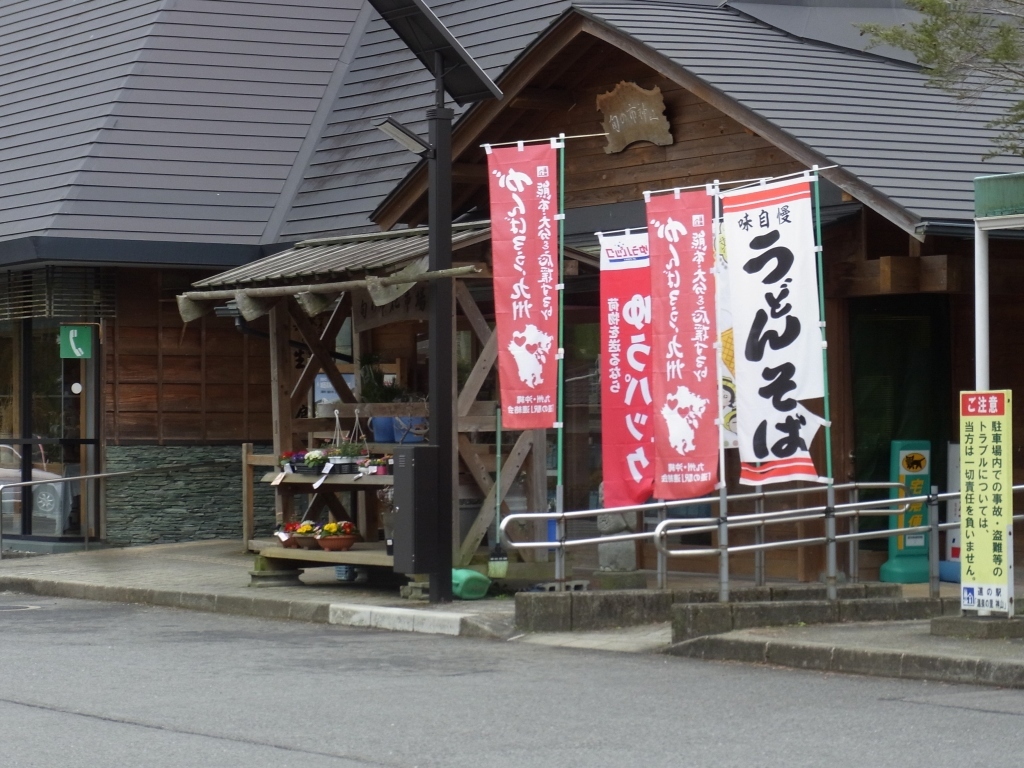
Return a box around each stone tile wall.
[104,445,277,547]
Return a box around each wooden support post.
[242,442,254,550]
[269,303,295,524]
[525,428,549,562]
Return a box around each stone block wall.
[104,445,277,547]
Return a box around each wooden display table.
[252,541,396,586]
[260,471,394,487]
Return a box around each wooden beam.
[455,280,491,345]
[289,294,351,409]
[269,303,294,524]
[457,331,498,418]
[508,87,576,110]
[457,429,534,566]
[459,434,495,496]
[287,299,356,409]
[294,400,498,434]
[879,256,920,294]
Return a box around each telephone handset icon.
[69,329,84,357]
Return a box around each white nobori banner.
[720,178,825,485]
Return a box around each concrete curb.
[672,597,959,643]
[514,584,906,633]
[0,575,511,639]
[329,604,467,635]
[667,633,1024,689]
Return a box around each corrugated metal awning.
[194,222,491,290]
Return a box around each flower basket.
[280,533,300,549]
[293,463,324,474]
[292,535,321,549]
[318,535,359,551]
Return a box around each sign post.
[880,440,931,583]
[959,390,1014,615]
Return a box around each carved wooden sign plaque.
[595,81,672,154]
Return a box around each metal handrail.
[0,460,234,559]
[500,481,906,551]
[499,481,1024,601]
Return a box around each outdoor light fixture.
[368,0,500,604]
[375,117,431,157]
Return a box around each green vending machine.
[880,440,931,583]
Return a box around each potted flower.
[317,519,360,551]
[328,441,363,474]
[276,521,302,548]
[291,520,322,549]
[361,456,389,475]
[280,451,306,472]
[297,449,327,474]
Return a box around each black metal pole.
[428,52,454,603]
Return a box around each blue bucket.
[369,416,395,443]
[394,416,427,443]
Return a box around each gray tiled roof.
[193,220,490,288]
[0,0,363,245]
[577,0,1024,225]
[280,0,1024,238]
[277,0,573,240]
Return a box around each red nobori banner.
[488,143,559,430]
[599,231,654,507]
[645,190,719,500]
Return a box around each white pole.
[974,221,990,390]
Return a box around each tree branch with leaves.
[863,0,1024,156]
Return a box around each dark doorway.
[849,294,951,534]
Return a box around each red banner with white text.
[599,231,654,507]
[645,190,719,500]
[488,143,559,430]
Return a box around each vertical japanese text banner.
[646,191,719,500]
[599,231,654,507]
[721,179,825,485]
[488,144,559,430]
[960,391,1014,615]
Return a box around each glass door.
[0,319,100,539]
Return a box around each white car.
[0,446,73,536]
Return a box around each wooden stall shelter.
[181,222,601,576]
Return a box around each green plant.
[359,353,407,403]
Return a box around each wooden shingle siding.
[0,0,363,246]
[106,269,272,444]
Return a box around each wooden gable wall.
[394,34,805,227]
